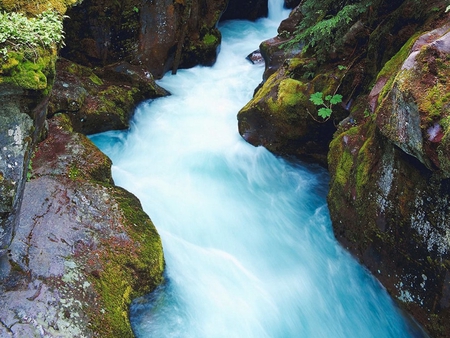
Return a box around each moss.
[1,49,57,93]
[89,73,103,86]
[329,133,354,187]
[0,0,79,15]
[277,78,307,106]
[88,187,164,337]
[375,33,422,105]
[202,33,218,46]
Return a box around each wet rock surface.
[0,115,164,337]
[62,0,227,79]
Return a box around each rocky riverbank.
[237,1,450,336]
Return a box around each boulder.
[48,58,169,134]
[0,115,165,337]
[238,58,348,166]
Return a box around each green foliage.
[310,91,343,119]
[284,0,372,62]
[0,10,66,58]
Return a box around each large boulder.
[0,115,165,337]
[328,21,450,337]
[61,0,227,78]
[48,58,169,134]
[237,59,348,165]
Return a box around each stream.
[91,1,424,337]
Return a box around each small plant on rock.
[309,91,343,121]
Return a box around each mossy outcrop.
[48,58,169,134]
[328,18,450,338]
[238,0,432,165]
[0,2,168,336]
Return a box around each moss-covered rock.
[238,57,348,165]
[48,58,169,134]
[0,0,81,15]
[328,19,450,337]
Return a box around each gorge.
[0,0,449,337]
[92,2,425,337]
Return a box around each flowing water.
[91,1,424,337]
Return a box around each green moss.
[329,133,354,187]
[0,0,78,15]
[68,165,80,180]
[202,33,218,46]
[356,134,374,196]
[278,78,307,106]
[89,73,103,86]
[1,49,56,92]
[376,33,422,105]
[88,187,164,338]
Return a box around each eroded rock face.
[0,101,33,261]
[0,81,51,268]
[62,0,227,78]
[327,23,450,337]
[0,115,164,337]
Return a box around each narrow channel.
[91,1,421,336]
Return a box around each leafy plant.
[310,91,343,119]
[0,10,66,58]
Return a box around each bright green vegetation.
[0,10,66,56]
[0,10,65,92]
[309,91,343,119]
[88,187,165,338]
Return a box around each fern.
[283,0,372,62]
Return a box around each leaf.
[310,92,324,106]
[318,107,332,119]
[325,94,332,101]
[329,94,343,105]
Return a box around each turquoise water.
[91,2,423,337]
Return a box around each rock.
[376,24,450,177]
[246,50,265,65]
[0,48,57,271]
[238,57,348,165]
[0,101,33,264]
[327,21,450,337]
[260,5,303,80]
[0,115,165,337]
[220,0,267,21]
[62,0,227,79]
[48,58,170,134]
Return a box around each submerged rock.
[0,115,164,337]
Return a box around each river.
[90,1,423,337]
